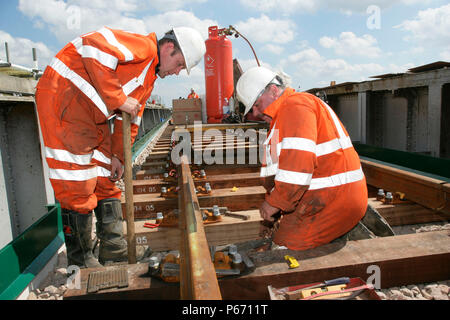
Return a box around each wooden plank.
[127,210,262,252]
[361,159,450,214]
[64,230,450,300]
[123,186,266,219]
[132,172,262,194]
[369,198,449,226]
[135,164,260,180]
[219,230,450,299]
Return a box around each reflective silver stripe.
[97,166,111,178]
[93,149,111,165]
[97,27,133,62]
[276,135,353,158]
[316,136,353,157]
[275,169,312,186]
[277,137,316,156]
[49,167,98,181]
[321,100,346,139]
[308,167,364,191]
[71,37,118,70]
[45,147,93,165]
[49,58,110,118]
[264,121,277,145]
[122,59,153,96]
[260,163,278,177]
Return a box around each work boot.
[332,221,376,243]
[61,209,103,268]
[94,198,147,264]
[361,204,395,237]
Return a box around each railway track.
[64,123,450,300]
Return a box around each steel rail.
[178,155,222,300]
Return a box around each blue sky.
[0,0,449,106]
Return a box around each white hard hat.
[172,27,206,75]
[236,66,277,116]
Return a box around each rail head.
[178,155,222,300]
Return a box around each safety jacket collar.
[154,34,161,75]
[263,87,295,124]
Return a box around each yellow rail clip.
[284,255,299,269]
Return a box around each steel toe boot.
[61,209,103,268]
[361,204,395,237]
[94,198,146,264]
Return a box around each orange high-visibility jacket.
[188,92,199,99]
[261,88,368,250]
[35,27,159,213]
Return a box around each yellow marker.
[231,186,238,192]
[284,255,299,269]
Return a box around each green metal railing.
[132,119,169,162]
[0,204,64,300]
[354,143,450,182]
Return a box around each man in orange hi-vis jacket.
[237,66,393,251]
[187,88,199,99]
[35,26,206,267]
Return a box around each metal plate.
[87,267,129,293]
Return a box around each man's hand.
[118,97,140,120]
[259,200,280,222]
[110,156,124,182]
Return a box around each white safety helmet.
[172,27,206,75]
[236,66,277,116]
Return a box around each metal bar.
[178,155,222,300]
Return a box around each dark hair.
[158,30,182,56]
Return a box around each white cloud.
[239,0,317,14]
[440,47,450,60]
[147,0,208,12]
[395,4,450,46]
[235,15,296,44]
[279,47,386,90]
[18,0,216,42]
[18,0,147,43]
[263,44,285,55]
[0,30,54,69]
[143,10,217,40]
[386,63,415,73]
[319,32,382,58]
[239,0,435,15]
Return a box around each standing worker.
[35,26,206,267]
[237,66,372,250]
[187,88,199,99]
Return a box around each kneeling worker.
[237,66,378,250]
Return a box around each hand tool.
[284,255,299,269]
[262,211,281,250]
[285,277,351,300]
[300,284,373,300]
[143,222,160,228]
[297,277,350,292]
[224,210,250,220]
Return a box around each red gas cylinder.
[204,26,234,123]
